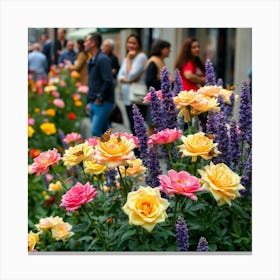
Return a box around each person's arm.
[96,57,113,102]
[183,70,205,85]
[65,53,86,71]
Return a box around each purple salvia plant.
[212,111,230,165]
[228,119,241,172]
[238,80,252,146]
[175,216,189,251]
[216,78,223,87]
[217,94,225,116]
[105,169,117,189]
[206,110,218,135]
[205,59,216,86]
[58,129,69,149]
[173,68,183,96]
[223,92,235,122]
[160,67,178,129]
[149,87,164,132]
[197,237,209,252]
[145,145,162,188]
[241,151,252,194]
[132,104,149,165]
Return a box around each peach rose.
[94,135,136,168]
[31,148,61,176]
[35,216,64,231]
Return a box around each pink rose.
[77,85,89,94]
[51,91,60,98]
[63,132,82,144]
[143,90,163,103]
[113,132,139,148]
[31,148,61,176]
[148,128,183,145]
[85,137,99,147]
[60,182,98,211]
[158,169,202,200]
[53,98,65,109]
[28,118,35,126]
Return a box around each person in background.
[40,33,52,72]
[64,39,91,85]
[145,39,171,135]
[174,38,205,91]
[28,43,48,81]
[117,33,147,135]
[102,38,120,79]
[58,40,77,66]
[84,32,114,137]
[53,28,68,65]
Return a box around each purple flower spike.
[173,68,183,96]
[176,216,189,251]
[197,237,209,252]
[205,59,216,86]
[132,104,149,165]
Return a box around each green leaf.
[73,223,90,233]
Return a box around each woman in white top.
[117,33,147,135]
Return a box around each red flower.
[68,112,76,120]
[29,149,41,159]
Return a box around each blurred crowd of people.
[28,28,206,138]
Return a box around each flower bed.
[28,60,252,252]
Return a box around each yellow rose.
[48,181,63,192]
[28,231,40,251]
[44,85,57,93]
[74,100,83,107]
[198,85,223,98]
[40,122,56,135]
[173,90,200,109]
[62,142,94,169]
[119,159,146,178]
[35,216,64,231]
[45,108,56,117]
[94,135,136,168]
[71,71,80,78]
[190,96,220,116]
[218,88,233,104]
[28,125,35,138]
[122,186,169,232]
[51,222,74,241]
[198,162,245,206]
[34,108,41,113]
[83,156,108,175]
[177,132,221,162]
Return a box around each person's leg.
[90,101,114,137]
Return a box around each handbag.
[109,105,123,124]
[129,83,147,104]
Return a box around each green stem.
[50,166,67,190]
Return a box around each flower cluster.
[28,60,252,252]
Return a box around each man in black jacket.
[84,32,114,137]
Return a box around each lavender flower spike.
[197,237,209,252]
[160,67,178,129]
[176,216,189,251]
[145,145,162,188]
[132,104,149,165]
[173,68,183,96]
[205,59,216,86]
[238,80,252,146]
[149,87,164,132]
